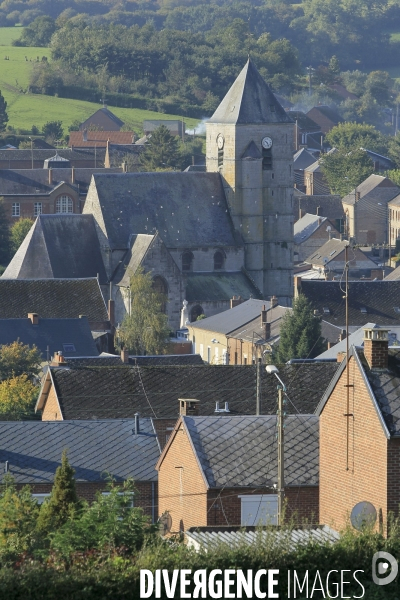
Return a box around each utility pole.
[256,357,261,415]
[343,244,353,472]
[277,385,284,526]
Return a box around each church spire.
[208,58,292,125]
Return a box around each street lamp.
[266,365,286,526]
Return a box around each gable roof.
[114,234,155,287]
[293,148,318,171]
[316,323,400,359]
[342,175,399,206]
[0,279,108,323]
[305,239,377,270]
[185,272,261,303]
[84,172,239,249]
[208,59,293,125]
[0,419,159,484]
[294,195,344,221]
[189,299,270,335]
[81,107,124,129]
[2,215,108,283]
[294,213,328,244]
[228,305,290,343]
[288,111,320,131]
[0,148,106,165]
[299,280,400,326]
[0,316,99,358]
[170,415,318,488]
[385,265,400,281]
[39,362,338,420]
[307,106,343,124]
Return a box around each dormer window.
[182,251,193,272]
[360,307,367,314]
[323,307,330,314]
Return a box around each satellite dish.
[323,257,329,265]
[326,225,332,232]
[350,501,377,530]
[159,512,172,535]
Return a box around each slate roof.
[342,175,399,206]
[129,354,204,366]
[185,272,261,303]
[65,356,123,367]
[0,317,99,359]
[181,415,319,487]
[299,280,400,326]
[0,419,159,484]
[306,240,377,270]
[0,279,108,322]
[0,168,121,195]
[2,215,108,284]
[294,195,344,221]
[293,148,318,171]
[294,213,327,244]
[84,172,239,249]
[208,59,293,125]
[81,107,124,129]
[228,305,290,344]
[115,234,154,287]
[289,111,320,131]
[0,148,106,165]
[189,299,270,335]
[316,323,400,359]
[385,265,400,281]
[42,362,339,420]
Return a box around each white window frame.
[32,493,51,505]
[56,195,73,214]
[199,343,204,359]
[207,346,211,363]
[215,346,219,364]
[12,203,20,217]
[239,494,278,526]
[222,349,228,365]
[34,202,42,216]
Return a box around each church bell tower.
[206,59,294,305]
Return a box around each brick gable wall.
[320,355,388,530]
[41,385,62,420]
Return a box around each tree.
[118,267,170,355]
[140,125,181,171]
[325,122,389,155]
[319,148,374,197]
[0,198,10,266]
[0,341,42,381]
[42,120,63,142]
[277,295,325,362]
[10,218,33,256]
[0,375,38,420]
[0,90,8,133]
[36,450,79,533]
[14,16,56,47]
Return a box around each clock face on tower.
[262,136,273,149]
[217,135,224,149]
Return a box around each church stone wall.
[169,246,244,273]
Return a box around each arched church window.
[56,195,73,213]
[190,305,204,322]
[152,276,168,313]
[182,251,194,272]
[214,250,225,270]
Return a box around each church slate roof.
[2,215,108,283]
[208,59,293,125]
[0,279,108,322]
[85,171,239,249]
[185,272,261,302]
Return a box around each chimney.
[294,276,302,298]
[71,166,75,184]
[121,348,129,363]
[339,329,346,341]
[363,326,389,370]
[230,295,243,309]
[52,351,65,364]
[28,312,39,325]
[83,129,88,142]
[270,295,278,309]
[327,342,332,349]
[260,304,267,326]
[108,299,115,327]
[337,351,346,363]
[316,206,320,216]
[134,413,140,435]
[48,168,52,185]
[122,161,127,173]
[179,398,200,416]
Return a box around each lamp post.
[266,364,286,526]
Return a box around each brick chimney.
[71,166,75,184]
[230,295,243,309]
[270,295,278,309]
[108,299,115,327]
[52,351,65,364]
[121,348,129,363]
[179,398,200,416]
[339,329,346,341]
[363,326,389,370]
[260,305,271,340]
[337,351,346,363]
[48,168,52,185]
[28,313,39,325]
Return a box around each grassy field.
[0,26,24,46]
[0,27,200,133]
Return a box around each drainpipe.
[152,482,155,524]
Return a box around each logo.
[372,552,398,586]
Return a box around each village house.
[293,147,319,192]
[289,111,321,153]
[303,238,381,279]
[294,213,340,263]
[0,148,107,170]
[69,131,138,149]
[156,414,319,532]
[306,106,344,134]
[304,159,330,196]
[317,326,400,530]
[0,418,159,518]
[79,107,124,131]
[143,120,185,137]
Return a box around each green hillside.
[0,26,24,46]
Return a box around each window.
[190,305,204,322]
[34,202,42,216]
[215,346,219,364]
[214,250,225,270]
[56,195,73,213]
[207,346,211,363]
[32,493,50,505]
[262,148,272,170]
[223,350,228,365]
[182,251,193,272]
[218,148,224,168]
[239,494,278,526]
[12,203,20,217]
[199,344,204,359]
[62,343,76,353]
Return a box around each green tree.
[140,125,181,171]
[388,136,400,168]
[0,341,42,381]
[325,122,389,155]
[14,16,56,47]
[0,91,8,133]
[328,55,340,78]
[277,295,325,362]
[42,120,63,142]
[10,218,33,255]
[36,450,79,533]
[319,148,374,197]
[0,375,38,420]
[118,267,170,355]
[0,199,10,266]
[386,169,400,187]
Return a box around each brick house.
[69,131,136,149]
[79,107,124,131]
[317,326,400,531]
[0,418,159,518]
[306,106,344,135]
[156,414,319,532]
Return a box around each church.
[3,60,295,330]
